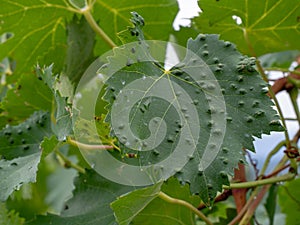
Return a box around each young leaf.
[27,170,135,225]
[112,178,201,225]
[194,0,300,56]
[278,178,300,225]
[0,111,52,159]
[0,152,41,201]
[100,14,283,204]
[0,202,25,225]
[36,65,73,141]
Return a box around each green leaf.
[0,152,41,201]
[0,0,74,76]
[64,15,96,84]
[100,16,282,204]
[93,0,179,54]
[112,178,201,225]
[194,0,300,56]
[27,170,135,225]
[1,74,52,124]
[278,178,300,225]
[0,202,25,225]
[0,111,52,160]
[36,65,73,140]
[259,50,300,69]
[111,182,163,225]
[264,184,278,225]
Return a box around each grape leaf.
[0,0,74,76]
[93,0,179,55]
[194,0,300,56]
[27,170,135,225]
[0,111,52,160]
[111,178,201,225]
[0,202,25,225]
[278,178,300,225]
[0,152,41,201]
[100,14,283,204]
[36,65,73,141]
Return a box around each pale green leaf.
[0,152,41,201]
[36,65,73,140]
[64,15,96,84]
[194,0,300,56]
[111,182,163,225]
[278,178,300,225]
[112,178,201,225]
[27,170,135,225]
[259,50,300,69]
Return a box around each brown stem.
[232,163,248,215]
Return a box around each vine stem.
[259,140,286,176]
[55,147,86,174]
[83,11,117,48]
[158,191,213,225]
[223,173,295,189]
[67,137,114,150]
[256,61,291,148]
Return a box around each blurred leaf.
[27,170,135,225]
[194,0,300,56]
[278,178,300,225]
[0,111,52,159]
[0,152,41,201]
[0,202,25,225]
[64,15,96,84]
[111,182,163,225]
[0,73,52,124]
[264,184,278,225]
[259,50,300,69]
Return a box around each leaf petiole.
[158,191,213,225]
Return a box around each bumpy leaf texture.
[0,111,52,159]
[194,0,300,56]
[101,13,283,204]
[0,152,41,201]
